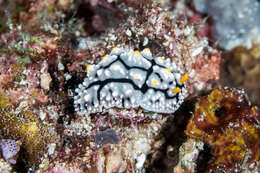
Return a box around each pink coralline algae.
[46,165,81,173]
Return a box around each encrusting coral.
[185,87,260,172]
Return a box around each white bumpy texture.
[74,47,187,115]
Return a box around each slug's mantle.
[74,47,188,115]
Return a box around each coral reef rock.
[193,0,260,50]
[221,45,260,105]
[185,87,260,172]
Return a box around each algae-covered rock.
[185,88,260,172]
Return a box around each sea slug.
[74,47,188,115]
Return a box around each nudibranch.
[74,47,188,115]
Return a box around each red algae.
[185,88,260,172]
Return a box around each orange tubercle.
[159,56,164,60]
[166,68,171,73]
[152,79,159,85]
[102,55,107,60]
[86,64,92,71]
[112,46,118,50]
[180,73,189,84]
[172,87,181,94]
[134,50,141,55]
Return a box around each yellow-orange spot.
[112,46,118,50]
[172,87,181,94]
[17,141,22,146]
[134,75,140,79]
[102,55,107,60]
[152,79,159,85]
[134,50,140,55]
[166,68,171,73]
[84,95,88,101]
[32,90,38,97]
[144,48,150,51]
[180,73,189,84]
[86,64,92,71]
[159,56,164,60]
